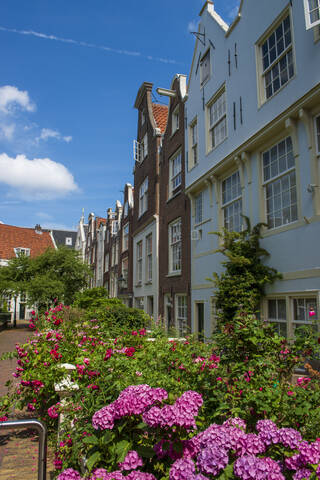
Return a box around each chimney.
[35,224,42,234]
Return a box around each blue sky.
[0,0,240,231]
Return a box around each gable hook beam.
[190,31,206,46]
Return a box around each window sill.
[206,136,227,156]
[188,162,198,173]
[144,280,152,285]
[166,271,181,278]
[258,74,296,110]
[201,77,210,89]
[170,128,179,138]
[135,282,142,288]
[167,190,182,203]
[261,219,304,238]
[194,218,211,228]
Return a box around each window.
[262,136,297,229]
[122,257,128,288]
[268,299,287,337]
[111,243,116,267]
[135,297,144,310]
[304,0,320,29]
[200,49,210,86]
[315,114,320,154]
[146,234,152,282]
[176,295,187,336]
[141,110,146,125]
[123,201,128,217]
[147,296,154,316]
[172,105,179,134]
[112,221,118,235]
[260,14,294,101]
[293,297,318,334]
[136,241,143,284]
[122,223,129,251]
[189,120,198,169]
[169,151,182,197]
[65,237,72,246]
[141,133,148,159]
[195,192,203,224]
[208,89,227,151]
[14,247,30,257]
[115,239,119,265]
[222,171,242,232]
[169,218,181,274]
[139,177,148,216]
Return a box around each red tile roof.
[0,224,55,260]
[96,217,106,229]
[152,103,168,133]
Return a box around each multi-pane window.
[112,221,118,235]
[139,177,148,217]
[304,0,320,29]
[222,171,242,232]
[122,257,128,288]
[172,105,179,134]
[315,114,320,154]
[293,297,318,334]
[137,241,143,283]
[262,136,297,229]
[195,192,203,224]
[200,50,210,86]
[261,14,294,101]
[141,110,145,125]
[123,201,128,217]
[176,295,187,336]
[208,90,227,151]
[141,133,148,159]
[169,218,182,273]
[169,151,182,196]
[268,299,287,337]
[122,223,129,251]
[115,239,119,265]
[146,234,152,282]
[14,247,30,257]
[189,120,198,169]
[104,253,109,273]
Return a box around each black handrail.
[0,419,47,480]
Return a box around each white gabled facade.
[185,0,320,338]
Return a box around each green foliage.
[0,246,91,308]
[73,287,108,310]
[210,217,281,323]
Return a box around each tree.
[0,247,91,310]
[210,217,281,326]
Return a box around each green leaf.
[115,439,131,463]
[86,451,101,472]
[136,445,156,458]
[82,435,99,445]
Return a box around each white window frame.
[65,237,72,246]
[139,177,148,217]
[258,12,294,104]
[104,253,109,273]
[169,218,182,274]
[141,133,148,159]
[145,234,152,282]
[207,88,227,153]
[14,247,30,257]
[122,257,128,288]
[122,223,129,251]
[200,49,210,86]
[112,221,118,235]
[189,119,198,170]
[195,192,203,225]
[172,105,179,135]
[169,150,182,197]
[141,110,146,125]
[123,201,128,217]
[304,0,320,29]
[136,241,143,284]
[175,294,188,336]
[221,171,242,232]
[262,136,297,230]
[315,114,320,155]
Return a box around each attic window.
[65,237,72,246]
[141,110,146,125]
[172,105,179,134]
[14,247,30,257]
[304,0,320,30]
[200,49,210,86]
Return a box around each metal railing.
[0,419,47,480]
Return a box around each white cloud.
[0,85,35,114]
[0,123,15,140]
[188,20,199,33]
[227,2,240,20]
[0,153,78,200]
[36,212,52,220]
[36,128,72,143]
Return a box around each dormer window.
[200,49,210,86]
[14,247,30,257]
[65,237,72,246]
[172,105,179,135]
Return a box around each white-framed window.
[200,49,210,86]
[293,297,318,334]
[169,150,182,197]
[208,89,227,152]
[141,110,146,125]
[169,218,182,274]
[122,223,129,251]
[115,239,119,265]
[172,105,179,134]
[189,119,198,170]
[260,13,294,102]
[14,247,30,257]
[139,177,148,217]
[104,253,109,273]
[112,221,118,235]
[195,192,203,224]
[222,171,242,232]
[262,136,297,229]
[304,0,320,29]
[122,257,128,288]
[136,241,143,284]
[141,133,148,159]
[145,234,152,282]
[123,201,128,217]
[135,297,144,310]
[111,243,116,267]
[65,237,72,246]
[268,298,287,337]
[176,295,187,336]
[315,114,320,154]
